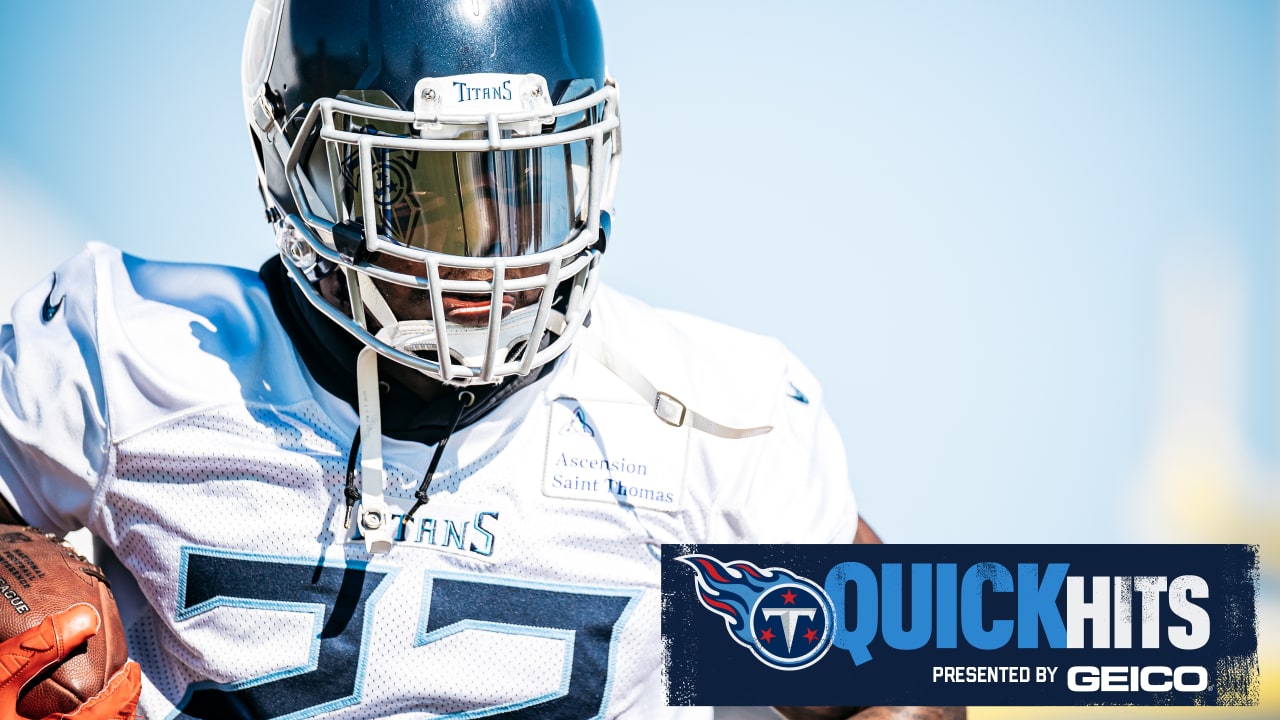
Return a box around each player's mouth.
[441,293,516,325]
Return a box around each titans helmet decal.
[678,554,835,670]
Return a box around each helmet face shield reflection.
[293,87,604,262]
[335,139,588,258]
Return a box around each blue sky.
[0,0,1274,550]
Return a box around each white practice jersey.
[0,243,857,720]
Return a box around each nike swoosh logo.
[41,273,64,323]
[787,382,809,405]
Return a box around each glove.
[0,604,141,720]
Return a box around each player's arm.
[853,515,883,545]
[771,517,967,720]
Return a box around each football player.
[0,1,961,718]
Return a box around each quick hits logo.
[662,544,1259,707]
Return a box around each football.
[0,525,129,718]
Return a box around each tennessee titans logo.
[679,554,834,670]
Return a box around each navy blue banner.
[661,544,1258,706]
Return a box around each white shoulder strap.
[572,329,772,440]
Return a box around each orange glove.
[0,604,141,720]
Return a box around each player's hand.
[56,660,140,720]
[0,604,141,720]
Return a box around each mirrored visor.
[320,123,591,258]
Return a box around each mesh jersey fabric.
[0,242,858,719]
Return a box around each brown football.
[0,525,129,718]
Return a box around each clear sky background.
[0,2,1276,715]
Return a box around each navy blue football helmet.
[242,0,620,385]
